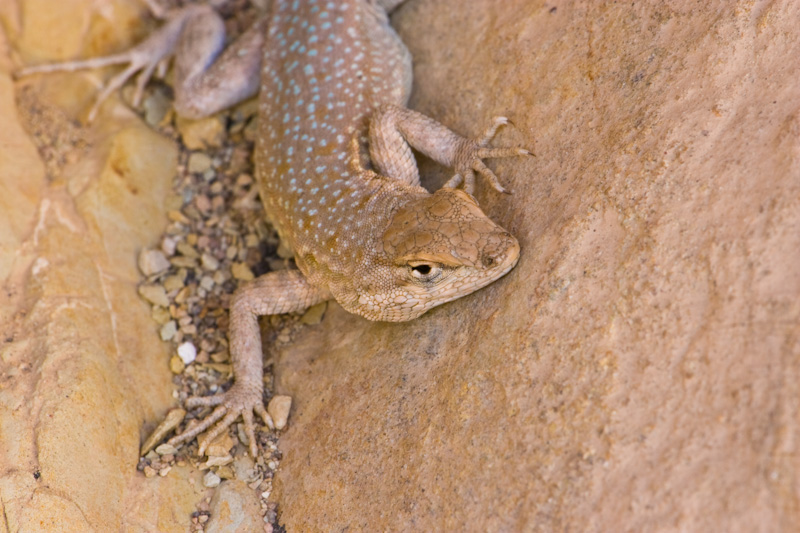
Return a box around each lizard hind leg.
[15,4,247,122]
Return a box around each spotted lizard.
[18,0,528,457]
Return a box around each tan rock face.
[271,0,800,531]
[2,0,799,531]
[1,1,203,531]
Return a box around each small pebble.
[204,432,236,458]
[155,443,179,455]
[203,471,221,488]
[151,306,171,325]
[216,465,235,479]
[143,89,171,127]
[177,342,197,364]
[211,351,229,363]
[245,234,260,247]
[202,253,220,271]
[169,355,186,374]
[187,152,213,174]
[138,249,171,276]
[163,274,185,292]
[170,256,197,268]
[177,241,200,258]
[167,210,191,224]
[200,276,215,291]
[160,320,177,341]
[178,115,226,150]
[161,236,177,256]
[267,396,292,430]
[196,194,212,213]
[138,284,169,307]
[181,324,198,335]
[231,262,255,281]
[205,454,234,467]
[236,173,253,187]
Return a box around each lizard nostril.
[482,255,496,268]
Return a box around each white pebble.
[177,342,197,364]
[203,471,221,488]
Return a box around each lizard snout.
[481,230,520,272]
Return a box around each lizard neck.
[293,177,426,309]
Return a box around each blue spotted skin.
[258,0,413,306]
[18,0,524,456]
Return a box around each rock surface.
[1,1,206,531]
[1,0,799,532]
[270,0,800,531]
[205,480,263,533]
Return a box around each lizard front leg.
[369,103,531,194]
[168,269,331,457]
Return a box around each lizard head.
[350,187,520,322]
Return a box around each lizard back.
[257,0,412,269]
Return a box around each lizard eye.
[408,261,443,282]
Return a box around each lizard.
[18,0,528,458]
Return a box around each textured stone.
[3,0,799,532]
[0,1,201,531]
[205,480,263,533]
[270,0,800,531]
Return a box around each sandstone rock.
[3,0,799,532]
[270,1,800,531]
[205,480,263,533]
[1,2,201,530]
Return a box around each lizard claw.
[445,116,532,195]
[167,385,273,457]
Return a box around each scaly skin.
[17,0,528,457]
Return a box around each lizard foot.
[16,4,195,121]
[444,116,532,195]
[167,384,273,457]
